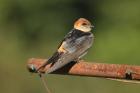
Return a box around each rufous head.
[74,18,94,32]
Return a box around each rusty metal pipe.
[27,58,140,81]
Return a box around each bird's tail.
[36,51,61,72]
[36,59,51,72]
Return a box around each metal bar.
[27,58,140,80]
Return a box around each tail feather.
[36,51,62,72]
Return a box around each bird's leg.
[73,58,81,63]
[76,51,88,62]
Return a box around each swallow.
[37,18,94,73]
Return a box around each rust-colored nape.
[74,18,91,28]
[74,18,92,32]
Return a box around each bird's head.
[74,18,94,32]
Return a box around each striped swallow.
[37,18,94,73]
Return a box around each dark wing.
[36,51,62,71]
[57,29,74,49]
[40,29,75,68]
[50,30,75,64]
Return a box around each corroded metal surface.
[27,58,140,80]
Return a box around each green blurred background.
[0,0,140,93]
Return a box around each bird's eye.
[82,23,87,25]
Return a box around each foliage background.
[0,0,140,93]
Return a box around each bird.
[37,18,94,73]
